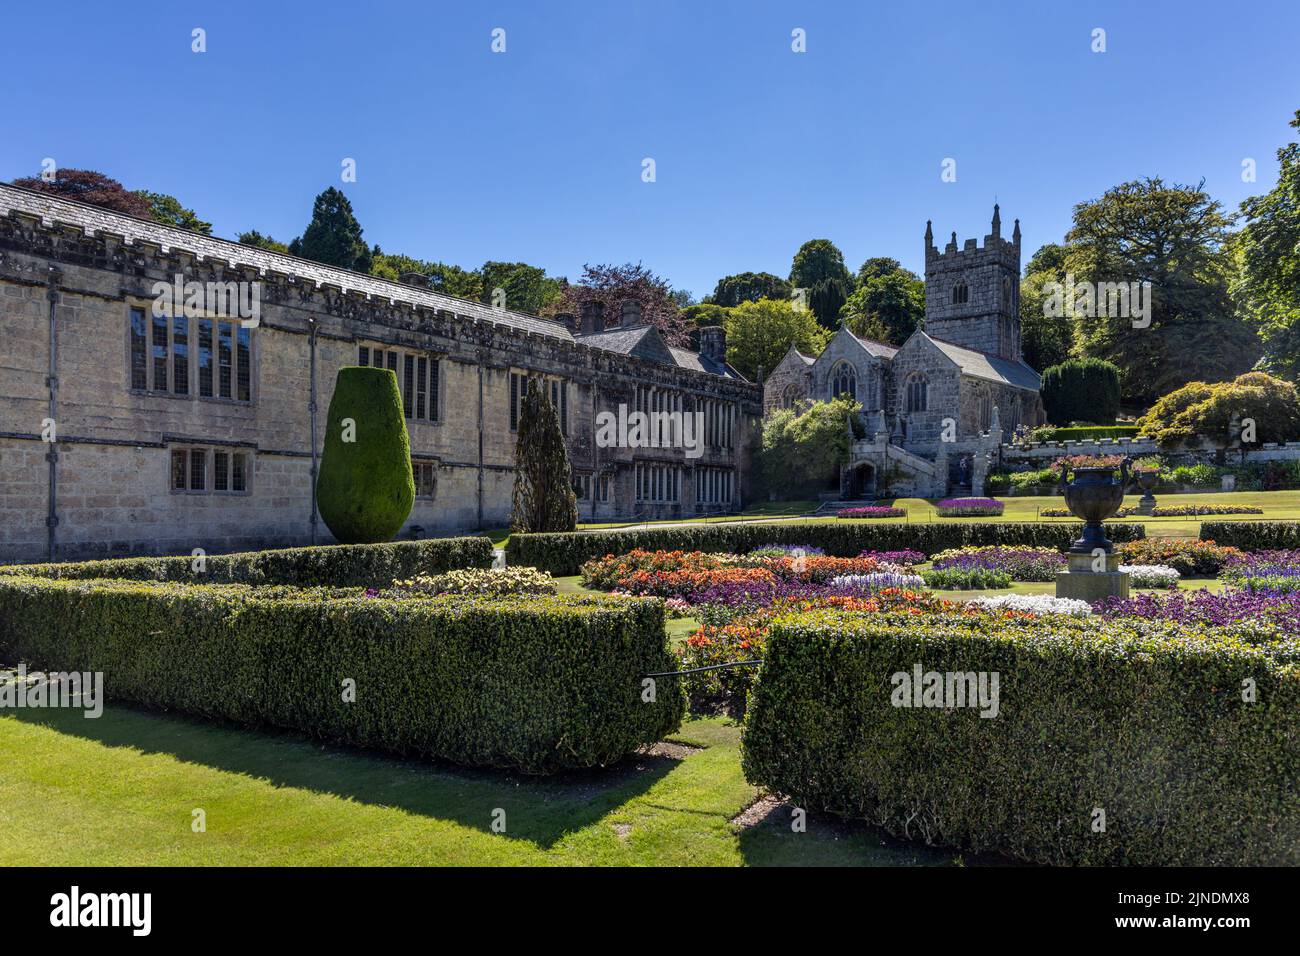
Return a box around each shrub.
[1026,424,1139,442]
[0,537,494,587]
[1040,358,1121,426]
[1171,463,1224,488]
[1117,538,1243,576]
[508,521,1147,576]
[1200,520,1300,551]
[759,397,859,499]
[0,576,681,774]
[1138,371,1300,447]
[742,608,1300,865]
[921,567,1012,590]
[387,567,556,597]
[316,367,415,543]
[512,379,578,533]
[934,497,1004,517]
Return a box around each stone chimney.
[699,325,727,365]
[620,298,643,327]
[554,312,576,333]
[398,270,430,289]
[579,301,605,335]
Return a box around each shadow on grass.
[733,796,1025,867]
[8,703,680,850]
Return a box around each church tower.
[923,205,1023,362]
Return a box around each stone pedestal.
[1135,499,1154,516]
[1056,551,1130,602]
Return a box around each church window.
[781,384,800,409]
[831,362,857,400]
[952,282,969,305]
[906,375,928,413]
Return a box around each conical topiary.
[316,366,415,544]
[511,379,578,533]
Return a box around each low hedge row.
[0,576,681,773]
[0,536,494,587]
[507,522,1147,576]
[742,608,1300,865]
[1200,520,1300,551]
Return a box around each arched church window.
[977,387,992,431]
[781,384,800,409]
[831,362,857,400]
[952,282,969,306]
[905,374,928,413]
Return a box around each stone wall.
[0,206,761,563]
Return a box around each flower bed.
[930,546,1066,582]
[964,594,1092,616]
[1042,505,1265,518]
[858,549,925,566]
[386,567,556,597]
[828,572,927,590]
[837,506,907,519]
[1096,588,1300,640]
[921,567,1013,590]
[1118,564,1180,589]
[934,497,1004,517]
[1117,539,1244,577]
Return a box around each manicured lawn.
[0,705,989,867]
[483,490,1300,546]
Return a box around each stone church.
[763,206,1045,498]
[0,182,759,563]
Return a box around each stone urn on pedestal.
[1134,468,1159,515]
[1055,457,1131,602]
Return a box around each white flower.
[1119,564,1180,589]
[965,594,1092,616]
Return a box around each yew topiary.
[316,367,415,544]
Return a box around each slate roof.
[574,322,744,379]
[923,333,1041,390]
[0,182,572,341]
[668,346,746,380]
[847,329,899,359]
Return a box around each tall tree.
[1018,270,1074,371]
[789,239,853,329]
[294,187,372,273]
[480,260,565,315]
[135,190,212,234]
[724,297,830,381]
[545,262,690,345]
[1065,177,1259,405]
[511,379,577,533]
[710,271,791,307]
[1235,109,1300,381]
[839,263,925,345]
[11,168,153,218]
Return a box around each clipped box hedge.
[0,576,681,773]
[507,521,1147,576]
[742,609,1300,865]
[0,536,494,588]
[1200,520,1300,551]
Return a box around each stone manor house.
[0,182,759,563]
[763,206,1046,498]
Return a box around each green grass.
[0,706,990,867]
[482,490,1300,547]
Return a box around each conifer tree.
[511,379,577,533]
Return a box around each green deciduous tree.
[237,230,290,253]
[512,379,577,533]
[1137,371,1300,447]
[135,190,212,234]
[759,396,859,498]
[1019,270,1074,371]
[710,271,792,308]
[839,264,925,345]
[724,297,830,381]
[1235,110,1300,382]
[1065,177,1259,404]
[370,249,483,299]
[1040,358,1121,426]
[294,187,372,273]
[480,260,565,315]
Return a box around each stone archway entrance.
[847,462,876,499]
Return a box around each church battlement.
[923,204,1024,363]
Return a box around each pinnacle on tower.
[1012,218,1021,245]
[991,203,1001,238]
[924,219,934,249]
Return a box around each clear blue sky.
[3,0,1298,300]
